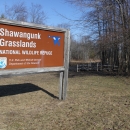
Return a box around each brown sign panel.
[0,24,65,69]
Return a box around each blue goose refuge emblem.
[49,36,61,46]
[0,57,7,69]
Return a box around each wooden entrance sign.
[0,19,70,100]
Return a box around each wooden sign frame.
[0,19,70,100]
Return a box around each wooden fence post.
[77,64,79,72]
[97,63,99,72]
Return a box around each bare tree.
[0,14,6,19]
[57,23,71,29]
[5,2,28,22]
[3,2,47,25]
[29,3,47,24]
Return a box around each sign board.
[0,23,65,69]
[0,19,70,100]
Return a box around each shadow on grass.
[0,83,58,99]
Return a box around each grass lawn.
[0,71,130,130]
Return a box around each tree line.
[70,36,99,61]
[65,0,130,74]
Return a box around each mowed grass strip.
[0,72,130,130]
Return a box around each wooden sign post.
[0,19,70,100]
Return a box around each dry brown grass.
[0,72,130,130]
